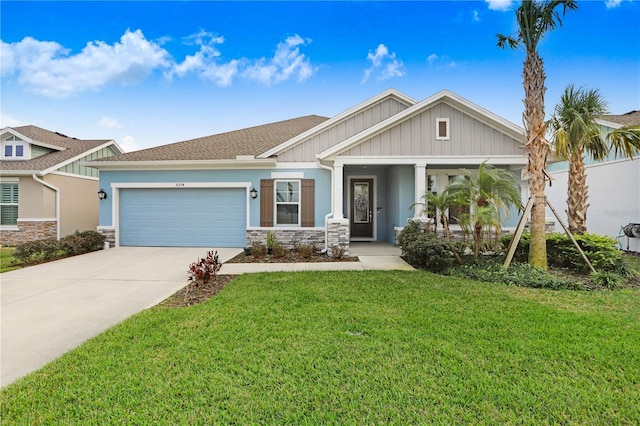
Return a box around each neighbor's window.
[15,145,24,157]
[275,180,300,226]
[0,183,19,226]
[436,118,450,140]
[4,145,13,157]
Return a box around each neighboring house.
[546,110,640,251]
[0,126,123,245]
[85,89,527,253]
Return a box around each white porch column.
[334,163,345,219]
[414,163,427,218]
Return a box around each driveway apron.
[0,247,241,388]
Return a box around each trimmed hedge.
[397,221,455,273]
[13,230,106,264]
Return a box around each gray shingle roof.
[1,125,112,172]
[601,111,640,127]
[98,115,329,162]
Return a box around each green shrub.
[397,220,424,250]
[402,233,455,273]
[501,232,624,273]
[12,230,106,265]
[450,262,583,290]
[590,271,624,290]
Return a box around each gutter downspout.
[32,174,60,240]
[316,160,334,253]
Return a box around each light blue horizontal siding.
[120,188,246,247]
[99,168,331,228]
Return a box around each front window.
[0,183,19,226]
[448,175,470,225]
[275,180,300,226]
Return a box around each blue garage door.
[120,188,246,247]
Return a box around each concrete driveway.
[0,246,241,388]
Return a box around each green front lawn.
[2,271,639,424]
[0,247,18,273]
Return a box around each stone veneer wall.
[247,229,325,250]
[327,219,350,257]
[97,228,116,248]
[0,220,57,245]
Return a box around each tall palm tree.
[448,163,523,259]
[550,85,640,234]
[497,0,577,269]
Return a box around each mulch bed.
[160,275,235,308]
[227,251,359,264]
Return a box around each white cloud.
[0,111,25,128]
[485,0,514,11]
[168,31,241,87]
[243,35,314,86]
[427,53,456,69]
[118,135,138,153]
[605,0,623,9]
[1,30,171,98]
[362,44,405,84]
[473,10,481,22]
[96,117,121,129]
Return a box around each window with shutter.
[259,178,314,227]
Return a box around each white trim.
[436,118,450,140]
[17,218,57,222]
[111,181,251,247]
[334,156,528,166]
[97,226,115,231]
[595,118,623,129]
[43,140,120,175]
[271,172,304,179]
[274,162,322,169]
[274,179,301,227]
[318,90,525,160]
[48,171,99,181]
[0,177,19,183]
[257,89,417,159]
[83,158,277,171]
[347,175,377,241]
[0,226,19,231]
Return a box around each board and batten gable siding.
[341,102,523,157]
[57,146,119,178]
[278,97,411,162]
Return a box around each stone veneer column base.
[97,227,116,248]
[0,220,57,245]
[327,219,350,257]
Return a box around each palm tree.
[447,163,523,259]
[411,191,454,239]
[497,0,577,269]
[550,85,640,234]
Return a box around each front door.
[350,178,374,239]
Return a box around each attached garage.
[119,187,246,247]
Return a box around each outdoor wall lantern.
[98,189,108,200]
[250,187,258,199]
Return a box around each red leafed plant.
[188,251,222,286]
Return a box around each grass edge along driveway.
[1,270,639,424]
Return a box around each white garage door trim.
[111,182,252,247]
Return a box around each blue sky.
[1,0,638,152]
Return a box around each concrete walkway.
[1,244,411,388]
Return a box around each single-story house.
[85,89,527,254]
[546,110,640,251]
[0,126,123,244]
